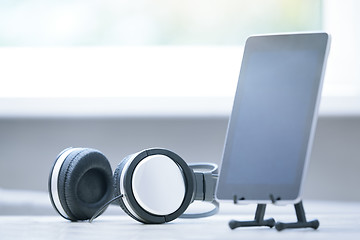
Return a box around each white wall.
[0,115,359,201]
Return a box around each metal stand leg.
[229,204,275,230]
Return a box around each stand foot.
[275,219,319,231]
[228,199,319,231]
[274,201,320,231]
[229,204,275,230]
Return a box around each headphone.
[48,147,219,223]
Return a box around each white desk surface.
[1,201,359,240]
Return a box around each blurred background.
[0,0,359,214]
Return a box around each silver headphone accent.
[49,148,79,219]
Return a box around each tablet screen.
[216,33,330,202]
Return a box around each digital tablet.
[216,32,330,203]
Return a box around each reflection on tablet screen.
[227,50,319,185]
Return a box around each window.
[0,0,321,47]
[322,0,360,97]
[2,0,356,116]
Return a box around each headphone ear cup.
[49,148,113,221]
[113,154,141,222]
[113,149,195,224]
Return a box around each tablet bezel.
[216,32,331,204]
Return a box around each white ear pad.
[131,155,186,215]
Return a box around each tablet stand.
[229,195,319,231]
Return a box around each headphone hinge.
[203,172,218,202]
[193,172,204,201]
